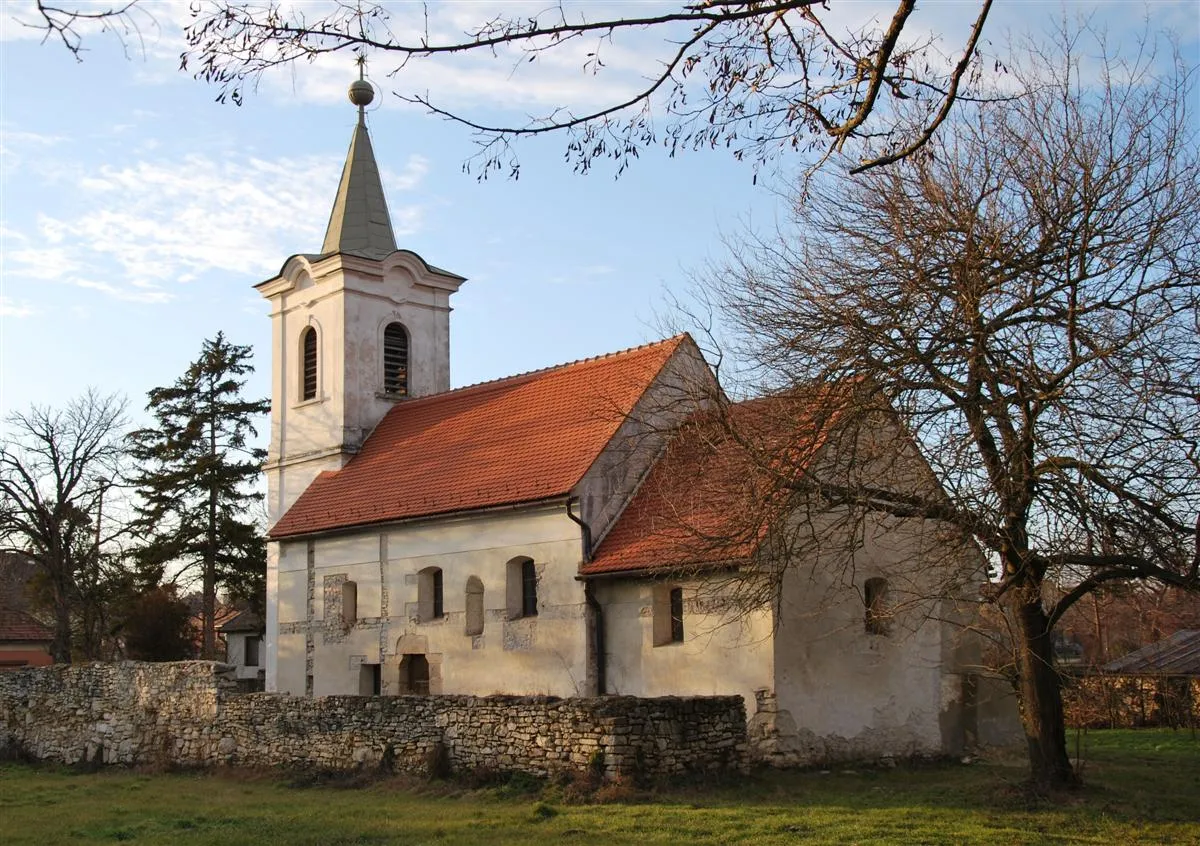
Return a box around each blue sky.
[2,1,1197,430]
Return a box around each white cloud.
[0,296,36,318]
[71,276,172,304]
[386,155,428,192]
[4,244,79,277]
[5,147,430,302]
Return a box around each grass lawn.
[1,730,1197,845]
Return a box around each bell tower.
[256,66,467,527]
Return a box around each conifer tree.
[128,333,269,658]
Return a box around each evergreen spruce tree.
[128,333,269,658]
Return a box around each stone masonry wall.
[0,662,747,778]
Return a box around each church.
[258,77,1007,764]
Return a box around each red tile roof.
[0,609,54,643]
[271,336,688,538]
[583,393,843,576]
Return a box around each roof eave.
[577,557,746,581]
[269,494,573,542]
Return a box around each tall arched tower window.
[300,326,318,401]
[383,322,409,396]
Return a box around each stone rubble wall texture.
[0,662,748,778]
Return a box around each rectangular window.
[359,663,381,696]
[669,587,685,643]
[342,580,358,625]
[433,569,444,619]
[521,558,538,617]
[244,635,261,667]
[864,578,889,635]
[653,584,685,646]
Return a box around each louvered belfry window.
[383,322,409,396]
[301,327,318,401]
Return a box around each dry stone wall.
[0,662,747,778]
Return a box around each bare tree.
[0,391,129,663]
[175,0,993,177]
[17,1,154,59]
[698,31,1200,790]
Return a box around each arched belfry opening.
[383,322,409,396]
[300,326,318,401]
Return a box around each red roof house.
[0,609,54,669]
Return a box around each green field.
[2,730,1197,845]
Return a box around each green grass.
[2,730,1197,845]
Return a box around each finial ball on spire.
[349,79,375,108]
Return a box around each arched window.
[465,576,484,636]
[417,567,444,622]
[506,556,538,619]
[383,322,409,396]
[398,654,430,695]
[300,326,318,401]
[864,577,890,635]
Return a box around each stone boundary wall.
[0,662,747,778]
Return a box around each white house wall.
[769,508,978,762]
[598,578,774,708]
[223,632,264,682]
[272,504,590,698]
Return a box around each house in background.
[257,77,1013,764]
[1087,630,1200,728]
[0,610,53,670]
[219,610,265,692]
[0,552,54,669]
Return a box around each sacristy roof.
[583,392,845,577]
[0,609,53,643]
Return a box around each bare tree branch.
[177,0,996,177]
[695,25,1198,789]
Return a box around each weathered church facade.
[260,81,1008,764]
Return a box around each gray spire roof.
[321,117,397,260]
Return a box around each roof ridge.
[396,334,688,408]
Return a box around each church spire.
[321,60,398,260]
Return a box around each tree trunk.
[202,565,215,660]
[202,398,218,661]
[1011,595,1077,791]
[52,573,72,664]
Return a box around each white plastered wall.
[598,577,774,708]
[769,509,962,760]
[274,504,590,698]
[223,632,264,682]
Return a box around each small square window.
[243,636,261,667]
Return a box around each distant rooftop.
[1101,630,1200,677]
[0,609,53,643]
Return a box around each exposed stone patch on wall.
[0,662,747,778]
